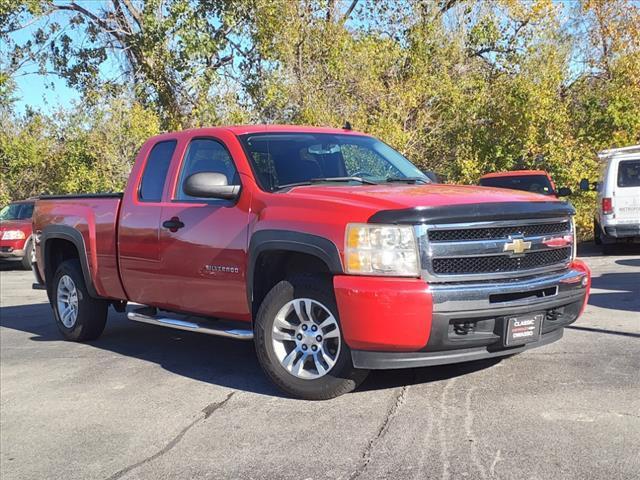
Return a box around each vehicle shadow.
[0,260,27,271]
[616,258,640,268]
[0,303,499,399]
[588,272,640,313]
[578,241,640,258]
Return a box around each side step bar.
[127,309,253,340]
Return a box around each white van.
[581,145,640,251]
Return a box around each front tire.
[20,238,33,270]
[254,275,369,400]
[52,259,108,341]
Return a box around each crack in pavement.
[438,378,457,480]
[349,385,410,480]
[104,391,235,480]
[489,449,503,477]
[464,387,487,480]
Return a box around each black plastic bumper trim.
[351,328,563,370]
[368,201,575,225]
[604,225,640,239]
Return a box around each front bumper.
[604,223,640,239]
[0,246,26,259]
[335,261,590,369]
[352,328,563,369]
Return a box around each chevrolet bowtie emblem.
[504,237,532,255]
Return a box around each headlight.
[345,223,420,277]
[2,230,26,240]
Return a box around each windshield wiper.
[310,176,379,185]
[385,176,430,184]
[275,176,378,191]
[274,181,313,190]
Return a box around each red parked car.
[479,170,572,198]
[32,126,590,399]
[0,199,35,270]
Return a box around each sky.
[14,73,79,113]
[8,6,115,114]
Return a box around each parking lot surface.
[1,245,639,480]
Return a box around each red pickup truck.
[32,126,590,399]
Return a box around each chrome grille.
[432,248,571,275]
[428,221,570,242]
[416,217,574,282]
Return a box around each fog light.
[453,321,474,335]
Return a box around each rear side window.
[617,160,640,188]
[175,138,239,200]
[139,140,177,201]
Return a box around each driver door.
[156,137,251,321]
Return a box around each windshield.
[479,175,555,195]
[0,203,34,221]
[238,133,428,191]
[617,160,640,188]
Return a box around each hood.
[284,183,557,211]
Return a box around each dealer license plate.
[504,313,543,346]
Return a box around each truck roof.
[156,124,368,138]
[224,124,367,136]
[598,144,640,159]
[479,170,550,179]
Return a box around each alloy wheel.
[271,298,341,380]
[57,275,79,328]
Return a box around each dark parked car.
[479,170,571,198]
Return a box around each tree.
[2,0,639,240]
[0,94,160,205]
[1,0,256,128]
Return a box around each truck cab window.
[176,138,239,200]
[139,140,177,201]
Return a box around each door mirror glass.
[579,178,590,191]
[182,172,240,200]
[557,187,572,197]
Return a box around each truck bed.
[33,194,127,300]
[38,193,123,200]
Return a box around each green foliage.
[1,95,159,205]
[1,0,255,129]
[244,0,639,239]
[2,0,639,240]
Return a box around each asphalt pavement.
[1,244,639,480]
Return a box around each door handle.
[162,217,185,232]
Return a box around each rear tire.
[593,222,602,246]
[52,259,108,341]
[254,275,369,400]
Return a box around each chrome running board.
[127,309,253,340]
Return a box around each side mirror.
[579,178,590,191]
[557,187,572,197]
[183,172,240,200]
[422,170,442,183]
